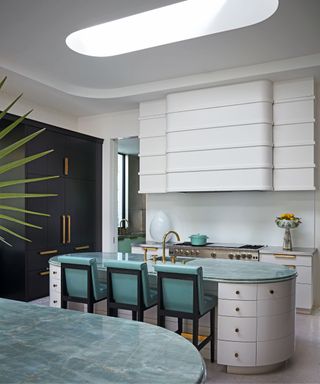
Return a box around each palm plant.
[0,76,58,246]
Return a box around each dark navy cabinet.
[0,114,103,301]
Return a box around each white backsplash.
[146,191,316,248]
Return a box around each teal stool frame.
[157,271,216,362]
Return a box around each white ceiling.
[1,0,320,116]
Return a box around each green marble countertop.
[0,298,205,384]
[50,252,296,283]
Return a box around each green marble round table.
[0,298,205,384]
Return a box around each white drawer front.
[257,310,295,342]
[219,283,257,301]
[218,316,257,342]
[257,334,294,366]
[260,253,312,267]
[257,294,295,317]
[257,279,295,300]
[218,299,257,317]
[296,283,313,310]
[50,265,61,280]
[217,341,256,366]
[50,278,61,293]
[50,291,61,307]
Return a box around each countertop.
[50,252,297,283]
[0,298,205,384]
[260,246,317,256]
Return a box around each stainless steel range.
[169,242,264,261]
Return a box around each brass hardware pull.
[170,256,176,264]
[39,249,58,256]
[152,255,157,264]
[39,271,49,276]
[74,245,90,251]
[274,254,296,259]
[62,215,66,244]
[64,157,69,176]
[67,215,71,243]
[285,264,296,270]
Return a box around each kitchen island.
[49,253,297,374]
[0,298,206,384]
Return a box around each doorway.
[116,137,146,252]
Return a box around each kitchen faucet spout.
[162,230,180,263]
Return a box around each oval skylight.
[66,0,279,57]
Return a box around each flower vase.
[283,227,292,251]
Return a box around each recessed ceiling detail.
[66,0,279,57]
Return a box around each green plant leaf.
[0,128,47,160]
[0,77,7,90]
[0,214,42,229]
[0,235,12,247]
[0,193,57,199]
[0,175,59,188]
[0,93,26,122]
[0,225,31,242]
[0,110,33,140]
[0,205,50,217]
[0,149,53,175]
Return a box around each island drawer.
[217,341,256,366]
[50,265,61,280]
[218,299,257,317]
[219,283,257,301]
[257,294,295,316]
[218,316,257,342]
[257,279,295,300]
[257,334,294,366]
[257,310,295,341]
[50,291,61,307]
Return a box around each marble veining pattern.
[0,298,205,384]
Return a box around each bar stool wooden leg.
[177,318,183,334]
[193,318,199,348]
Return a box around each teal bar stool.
[105,260,157,321]
[154,264,217,362]
[58,256,107,313]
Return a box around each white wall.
[0,92,77,130]
[146,191,315,248]
[77,109,139,251]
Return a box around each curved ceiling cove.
[66,0,279,57]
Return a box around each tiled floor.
[31,298,320,384]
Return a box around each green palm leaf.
[0,76,7,89]
[0,214,42,229]
[0,175,59,188]
[0,149,53,175]
[0,193,57,199]
[0,127,47,160]
[0,225,31,242]
[0,110,33,140]
[0,205,50,217]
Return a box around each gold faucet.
[162,230,180,263]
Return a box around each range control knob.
[211,252,216,258]
[195,250,200,256]
[185,250,190,256]
[235,254,241,260]
[191,250,195,255]
[247,254,252,259]
[228,253,234,259]
[174,249,180,255]
[241,253,246,259]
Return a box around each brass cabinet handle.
[74,245,90,251]
[67,215,71,243]
[62,215,66,244]
[64,157,69,176]
[274,254,296,259]
[285,264,297,269]
[39,249,58,256]
[39,271,49,276]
